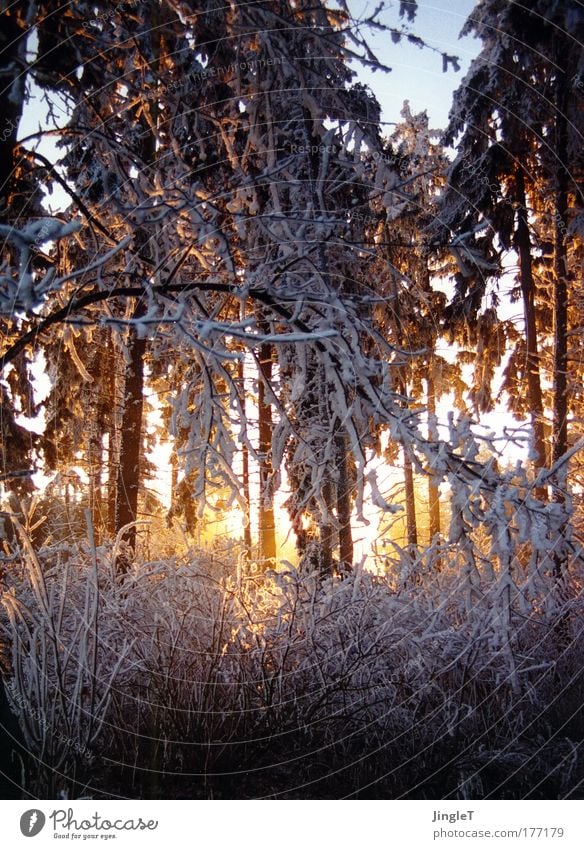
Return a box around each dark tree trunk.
[317,366,335,576]
[238,360,252,560]
[0,6,26,211]
[87,422,103,547]
[115,307,146,552]
[107,437,118,537]
[551,148,569,463]
[258,342,276,566]
[87,336,108,545]
[426,371,441,541]
[336,428,353,571]
[320,474,335,577]
[397,377,417,552]
[106,334,121,537]
[403,446,418,551]
[113,12,160,556]
[551,66,570,586]
[242,440,252,560]
[170,453,178,514]
[0,9,34,794]
[514,166,548,479]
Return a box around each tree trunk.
[320,475,335,577]
[242,440,252,560]
[316,365,334,576]
[552,143,569,464]
[115,307,146,552]
[514,166,547,479]
[397,376,417,552]
[87,335,107,545]
[107,438,118,538]
[238,359,252,560]
[551,65,570,586]
[426,370,441,541]
[403,446,418,551]
[0,5,26,211]
[106,331,119,536]
[113,10,160,557]
[170,452,178,518]
[87,420,103,547]
[257,341,276,566]
[336,427,353,571]
[0,9,35,793]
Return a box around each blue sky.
[349,0,480,130]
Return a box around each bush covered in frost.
[2,524,584,799]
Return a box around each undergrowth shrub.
[1,528,583,799]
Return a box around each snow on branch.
[0,220,134,321]
[0,219,81,315]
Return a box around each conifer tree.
[436,0,584,496]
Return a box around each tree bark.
[115,307,146,552]
[0,8,37,792]
[551,64,570,586]
[0,5,26,211]
[87,335,108,545]
[426,370,441,541]
[113,9,159,556]
[257,341,276,566]
[335,427,353,571]
[551,129,569,467]
[320,473,335,577]
[317,365,335,576]
[242,439,252,560]
[397,375,417,552]
[87,420,103,547]
[238,359,252,560]
[106,333,121,537]
[514,166,547,478]
[403,445,418,551]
